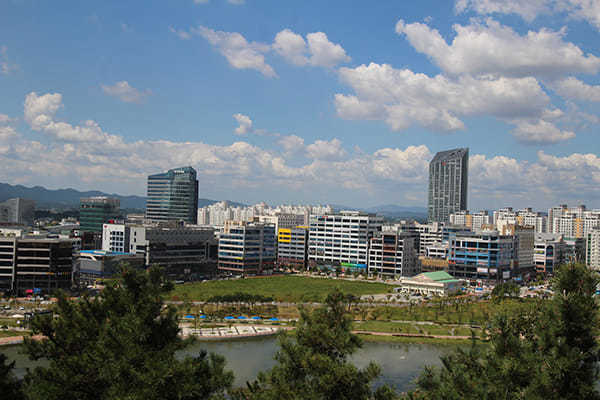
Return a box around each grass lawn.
[170,275,394,303]
[354,320,481,338]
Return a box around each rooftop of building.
[403,271,461,284]
[430,148,469,163]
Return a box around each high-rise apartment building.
[146,167,199,224]
[79,197,120,233]
[428,148,469,223]
[0,198,36,226]
[307,211,383,270]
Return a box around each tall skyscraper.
[428,148,469,223]
[146,166,199,224]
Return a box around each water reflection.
[3,338,456,393]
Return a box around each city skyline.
[1,1,599,209]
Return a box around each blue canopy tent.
[251,316,261,320]
[269,317,279,321]
[237,316,247,320]
[224,316,235,320]
[184,315,195,319]
[199,315,207,319]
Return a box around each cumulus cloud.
[455,0,600,30]
[278,134,305,153]
[0,114,13,124]
[395,18,600,78]
[551,76,600,102]
[101,81,151,103]
[233,113,253,135]
[334,63,566,142]
[305,138,347,161]
[273,29,350,68]
[511,118,575,144]
[193,26,276,77]
[5,91,599,207]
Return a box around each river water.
[2,338,457,393]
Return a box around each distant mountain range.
[0,182,425,217]
[330,203,427,219]
[0,183,245,210]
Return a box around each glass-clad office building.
[146,166,199,224]
[428,148,469,224]
[79,197,120,233]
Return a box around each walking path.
[0,334,44,346]
[352,330,474,340]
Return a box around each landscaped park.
[169,275,394,303]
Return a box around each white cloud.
[0,45,17,75]
[273,29,350,68]
[233,113,253,135]
[455,0,552,21]
[194,0,210,3]
[551,76,600,102]
[511,118,575,144]
[227,0,245,4]
[456,0,600,30]
[278,134,305,153]
[24,92,124,144]
[305,138,347,160]
[6,91,600,207]
[273,29,309,66]
[169,26,192,40]
[194,26,276,77]
[396,18,600,78]
[306,32,350,67]
[335,63,556,138]
[0,114,12,124]
[101,81,151,103]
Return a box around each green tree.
[408,264,600,400]
[0,352,24,400]
[233,289,397,400]
[22,266,234,400]
[490,281,521,303]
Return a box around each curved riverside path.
[0,335,44,346]
[352,330,474,340]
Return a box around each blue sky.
[0,0,599,210]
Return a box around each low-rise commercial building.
[77,250,144,285]
[396,271,462,296]
[368,231,419,278]
[535,233,565,275]
[308,211,383,269]
[448,230,515,282]
[0,234,74,294]
[218,221,276,275]
[277,226,308,270]
[102,222,218,279]
[587,228,600,270]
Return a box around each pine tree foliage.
[408,263,600,400]
[0,352,25,400]
[22,266,233,400]
[233,289,397,400]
